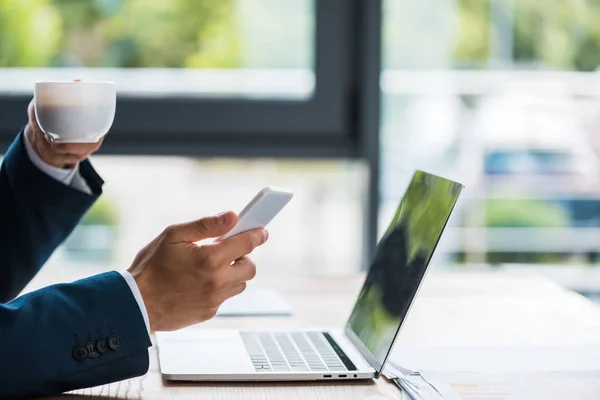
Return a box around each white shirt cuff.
[23,128,92,194]
[119,271,152,337]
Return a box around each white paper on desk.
[390,345,600,373]
[422,372,526,400]
[421,371,600,400]
[216,289,293,316]
[386,365,600,400]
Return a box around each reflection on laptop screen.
[347,171,463,371]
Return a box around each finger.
[167,211,238,243]
[28,100,46,138]
[27,99,37,123]
[208,229,268,263]
[218,282,247,304]
[30,139,84,167]
[27,100,44,138]
[224,256,257,284]
[50,142,102,156]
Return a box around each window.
[10,0,600,286]
[381,0,600,270]
[0,0,354,157]
[0,0,314,99]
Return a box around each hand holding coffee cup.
[34,81,116,143]
[28,81,115,169]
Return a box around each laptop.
[156,170,463,381]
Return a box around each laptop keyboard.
[240,331,357,372]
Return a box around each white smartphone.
[216,187,294,241]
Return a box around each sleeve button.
[85,341,99,358]
[73,346,89,362]
[96,338,109,354]
[107,334,122,351]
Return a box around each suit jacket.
[0,131,151,399]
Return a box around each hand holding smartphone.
[216,187,293,241]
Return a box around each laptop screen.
[346,171,463,374]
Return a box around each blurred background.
[2,0,600,297]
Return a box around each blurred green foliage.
[512,0,600,70]
[482,198,569,264]
[484,198,570,228]
[81,195,118,226]
[384,0,600,71]
[453,0,491,64]
[0,0,63,67]
[9,1,595,70]
[0,0,240,68]
[454,0,600,70]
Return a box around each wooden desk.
[45,271,600,400]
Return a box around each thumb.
[168,211,237,242]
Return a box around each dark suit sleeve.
[0,271,152,399]
[0,129,103,302]
[0,131,152,398]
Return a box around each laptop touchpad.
[158,330,254,375]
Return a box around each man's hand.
[127,211,268,332]
[25,99,104,169]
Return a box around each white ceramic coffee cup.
[34,81,116,143]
